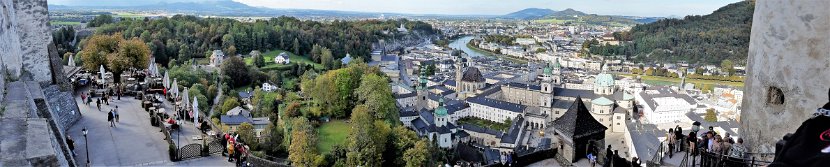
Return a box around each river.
[449,36,490,58]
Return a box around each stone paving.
[67,95,171,166]
[67,87,235,166]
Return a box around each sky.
[48,0,744,17]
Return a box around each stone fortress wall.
[740,0,830,153]
[1,0,80,166]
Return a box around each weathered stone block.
[741,0,830,154]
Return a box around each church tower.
[434,98,449,127]
[416,67,428,111]
[455,56,464,92]
[552,58,563,85]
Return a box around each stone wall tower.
[740,0,830,154]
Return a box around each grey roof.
[554,87,595,99]
[462,67,485,82]
[395,92,416,99]
[400,109,419,117]
[251,117,271,125]
[552,96,608,139]
[226,106,251,117]
[552,100,575,109]
[500,115,525,144]
[484,148,502,165]
[638,86,697,110]
[505,82,542,91]
[380,55,398,61]
[411,117,433,134]
[221,115,252,125]
[467,97,527,113]
[238,91,252,99]
[613,106,628,114]
[438,126,452,134]
[444,80,457,87]
[446,103,467,115]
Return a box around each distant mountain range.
[500,8,557,19]
[50,0,414,18]
[500,8,663,25]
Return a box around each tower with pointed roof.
[552,96,607,163]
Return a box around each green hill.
[587,0,755,65]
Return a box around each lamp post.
[82,127,89,166]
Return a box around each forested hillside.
[587,0,754,65]
[82,15,435,67]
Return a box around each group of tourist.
[670,121,748,165]
[220,133,251,166]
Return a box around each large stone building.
[740,0,830,154]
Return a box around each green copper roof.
[623,93,634,100]
[591,96,614,106]
[594,73,615,87]
[554,58,562,69]
[543,63,552,76]
[435,98,448,116]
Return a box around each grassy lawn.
[619,74,744,88]
[533,18,568,24]
[50,21,81,26]
[113,12,147,18]
[244,50,323,71]
[317,120,351,154]
[457,117,509,132]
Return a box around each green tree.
[425,63,436,76]
[346,105,388,166]
[88,14,113,27]
[288,117,322,167]
[721,60,735,76]
[221,57,251,87]
[220,97,240,115]
[403,140,430,167]
[253,52,265,68]
[644,68,655,76]
[293,38,300,56]
[355,74,398,125]
[263,122,285,156]
[631,68,642,75]
[237,122,258,148]
[320,47,334,70]
[392,126,419,166]
[705,108,718,122]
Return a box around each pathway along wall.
[740,0,830,154]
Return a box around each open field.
[50,21,81,26]
[244,50,323,71]
[618,74,745,89]
[317,120,351,154]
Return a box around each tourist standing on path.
[86,93,92,105]
[66,135,76,156]
[114,106,120,123]
[81,94,86,105]
[668,128,676,158]
[96,98,101,111]
[675,126,683,152]
[108,110,115,127]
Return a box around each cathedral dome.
[594,73,615,87]
[462,67,485,82]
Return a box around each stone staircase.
[0,81,72,167]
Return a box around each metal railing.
[647,141,665,167]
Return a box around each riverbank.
[465,40,529,64]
